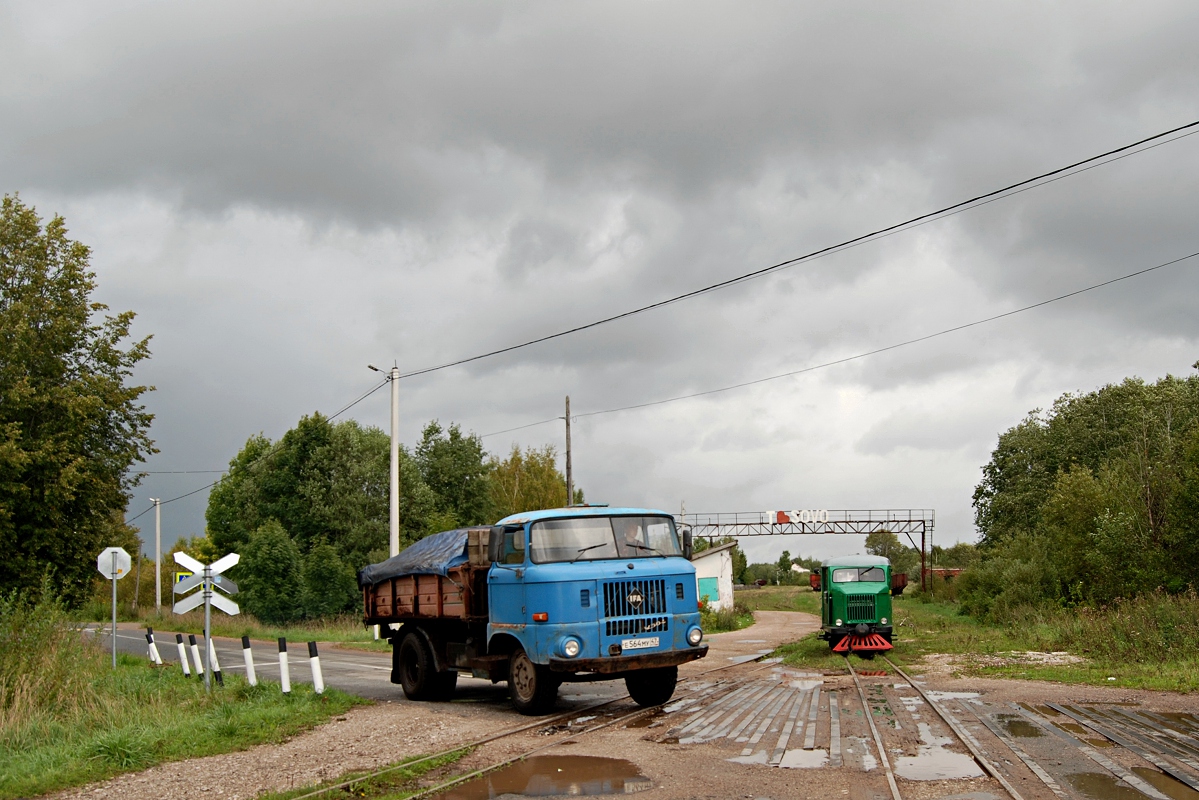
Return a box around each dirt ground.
[49,611,1199,800]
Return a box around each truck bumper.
[548,644,708,674]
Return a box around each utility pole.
[564,395,573,506]
[389,366,400,557]
[152,498,161,613]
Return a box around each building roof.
[690,542,737,561]
[821,555,891,568]
[495,506,672,525]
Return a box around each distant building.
[692,542,736,612]
[790,564,810,573]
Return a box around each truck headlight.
[835,618,843,627]
[880,617,888,625]
[563,638,581,658]
[687,626,703,646]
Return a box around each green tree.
[300,542,359,618]
[206,417,439,569]
[488,444,581,520]
[415,421,492,527]
[0,195,155,605]
[239,520,302,624]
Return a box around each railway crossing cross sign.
[173,551,240,691]
[96,547,132,669]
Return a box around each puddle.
[779,749,829,769]
[1067,772,1154,800]
[926,691,980,702]
[893,722,984,781]
[997,714,1043,738]
[625,712,661,729]
[434,756,653,798]
[1133,767,1199,800]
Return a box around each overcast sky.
[5,2,1199,565]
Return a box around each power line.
[399,119,1199,381]
[481,249,1199,438]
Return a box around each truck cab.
[487,507,708,712]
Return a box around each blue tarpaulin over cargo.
[358,528,473,587]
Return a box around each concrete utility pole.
[152,498,161,613]
[389,366,400,557]
[564,395,573,506]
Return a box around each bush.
[300,543,358,619]
[0,580,101,729]
[240,520,302,624]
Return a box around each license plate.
[621,637,659,650]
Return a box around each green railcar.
[818,556,894,656]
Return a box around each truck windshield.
[530,516,682,563]
[831,566,887,583]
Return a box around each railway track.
[287,654,781,800]
[286,650,1199,800]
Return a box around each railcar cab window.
[831,566,886,583]
[530,516,682,564]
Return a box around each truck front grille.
[846,594,876,623]
[603,579,667,618]
[606,616,669,637]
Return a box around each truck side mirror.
[683,530,693,560]
[488,526,503,563]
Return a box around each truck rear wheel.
[396,632,456,701]
[625,665,678,707]
[508,648,558,715]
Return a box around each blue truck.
[360,507,708,714]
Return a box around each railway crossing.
[679,508,937,589]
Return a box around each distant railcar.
[818,556,894,657]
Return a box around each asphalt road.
[86,624,633,708]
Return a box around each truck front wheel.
[508,648,558,715]
[625,665,678,707]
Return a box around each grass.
[742,586,1199,693]
[1,586,363,799]
[700,601,755,633]
[258,749,471,800]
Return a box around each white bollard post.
[307,641,325,694]
[207,639,224,686]
[241,636,257,686]
[188,634,205,678]
[278,638,291,694]
[145,628,163,665]
[175,634,191,677]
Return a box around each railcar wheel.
[397,632,436,700]
[625,666,678,707]
[827,634,845,651]
[509,648,558,715]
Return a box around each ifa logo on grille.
[626,587,644,609]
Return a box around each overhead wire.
[480,249,1199,438]
[398,118,1199,381]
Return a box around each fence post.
[175,634,191,677]
[207,638,224,686]
[278,638,291,694]
[242,635,257,686]
[145,628,163,665]
[188,634,205,678]
[308,641,325,694]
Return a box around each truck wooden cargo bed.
[362,528,491,624]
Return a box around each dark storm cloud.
[5,0,1199,550]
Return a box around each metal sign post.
[173,551,239,692]
[96,547,132,668]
